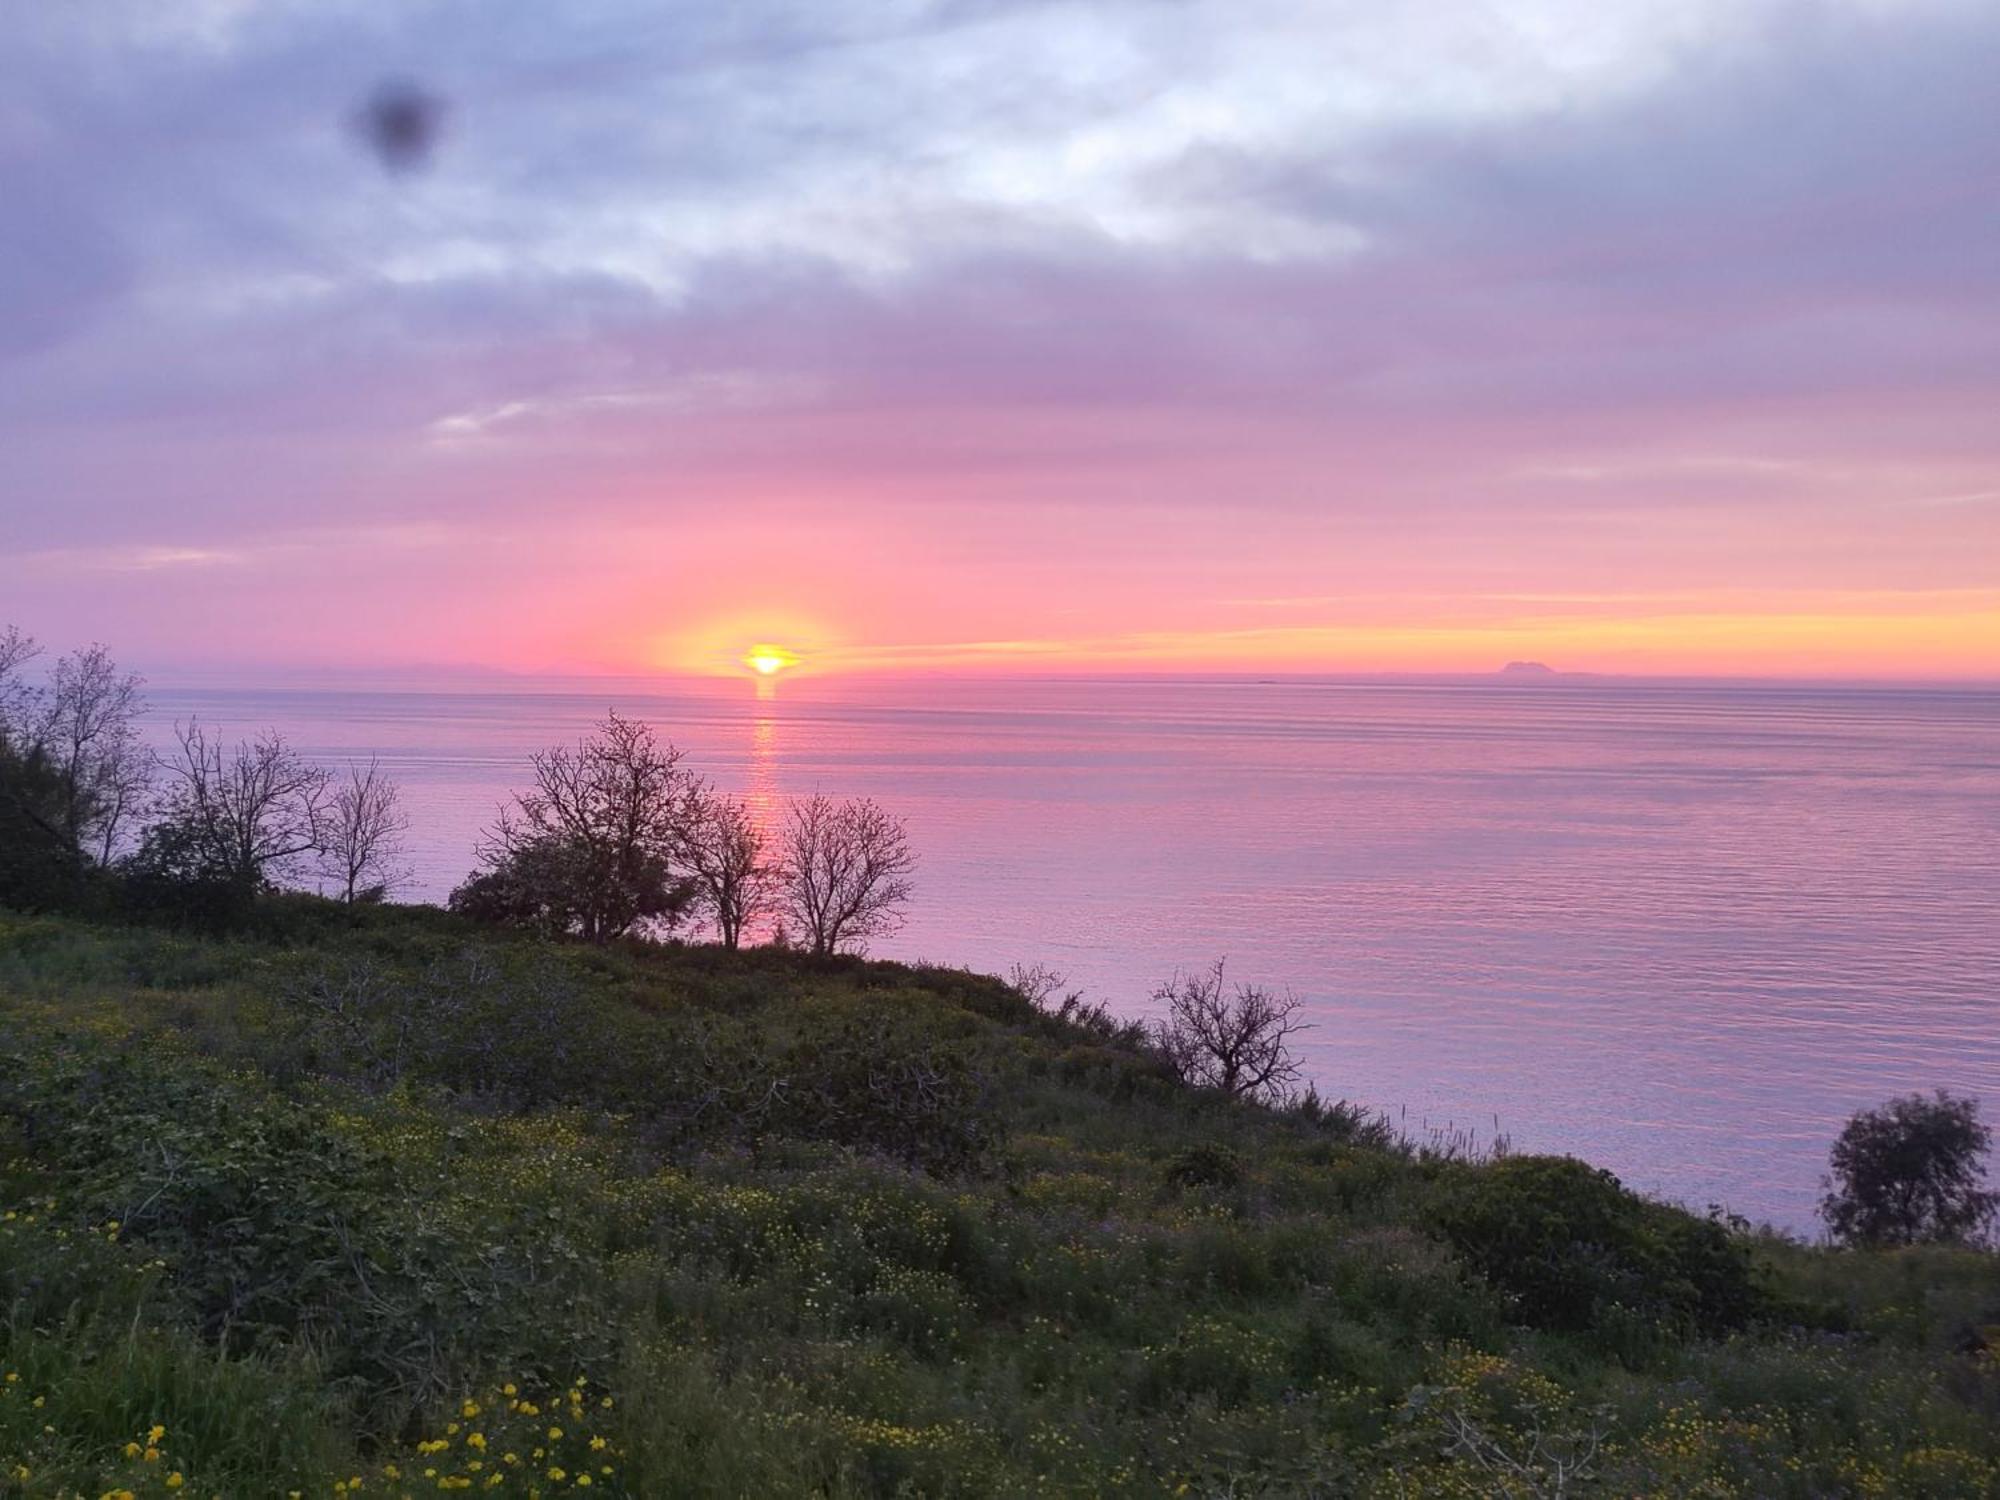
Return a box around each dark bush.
[0,742,100,914]
[1166,1143,1244,1190]
[1428,1155,1764,1336]
[117,810,262,932]
[768,1006,1000,1173]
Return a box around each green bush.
[1427,1154,1765,1337]
[1164,1143,1243,1190]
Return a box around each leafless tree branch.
[1150,958,1311,1102]
[779,794,916,956]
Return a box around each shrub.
[1428,1155,1764,1337]
[1165,1143,1244,1191]
[117,810,262,932]
[768,1007,1000,1174]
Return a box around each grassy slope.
[0,902,1995,1498]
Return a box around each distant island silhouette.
[1500,661,1556,677]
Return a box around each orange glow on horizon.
[742,644,800,677]
[623,592,1999,683]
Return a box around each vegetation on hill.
[3,901,1998,1497]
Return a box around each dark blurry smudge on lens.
[355,80,446,173]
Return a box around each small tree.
[153,720,333,888]
[0,632,149,865]
[36,643,149,863]
[1821,1090,1997,1247]
[779,794,915,956]
[0,625,40,738]
[325,757,412,903]
[0,628,90,910]
[459,711,697,942]
[1151,959,1310,1102]
[0,737,93,912]
[680,789,776,949]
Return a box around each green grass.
[1,902,1996,1497]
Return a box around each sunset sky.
[4,1,1997,679]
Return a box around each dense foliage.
[2,903,1998,1497]
[1822,1091,1998,1249]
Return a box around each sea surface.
[138,675,2000,1233]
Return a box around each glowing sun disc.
[743,645,799,676]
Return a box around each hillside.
[1,903,1996,1497]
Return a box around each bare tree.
[679,788,777,948]
[0,626,41,740]
[461,710,698,942]
[779,794,915,956]
[325,757,412,903]
[153,720,334,887]
[1150,959,1310,1102]
[36,644,149,862]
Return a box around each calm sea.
[138,676,2000,1233]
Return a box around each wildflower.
[589,1437,607,1451]
[466,1432,487,1451]
[149,1424,167,1443]
[165,1479,186,1493]
[576,1478,592,1489]
[144,1447,161,1462]
[501,1384,518,1398]
[124,1442,143,1459]
[548,1426,563,1440]
[547,1468,566,1482]
[462,1400,480,1418]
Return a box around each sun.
[742,644,799,677]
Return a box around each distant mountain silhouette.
[1499,661,1556,677]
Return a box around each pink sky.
[3,2,1997,681]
